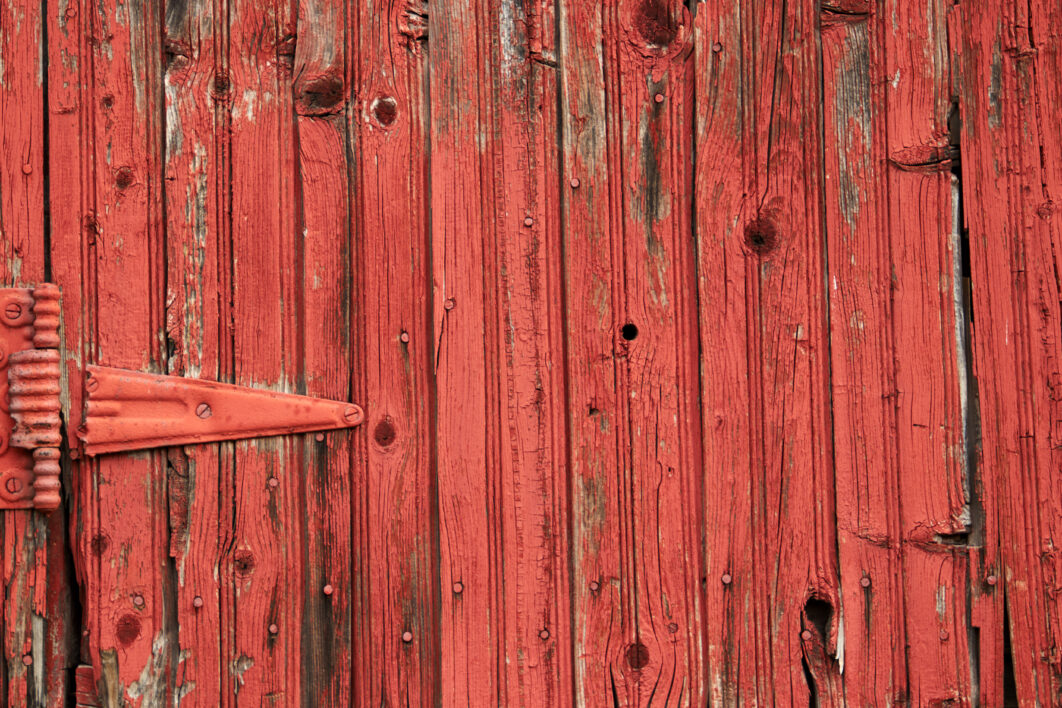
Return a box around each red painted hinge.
[78,366,364,455]
[2,283,365,512]
[1,284,61,511]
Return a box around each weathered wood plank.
[162,0,224,702]
[822,0,971,702]
[1,1,76,706]
[226,0,302,701]
[292,0,353,702]
[562,1,704,703]
[428,0,502,701]
[695,1,840,703]
[81,0,172,702]
[957,1,1062,703]
[490,0,573,704]
[351,0,436,704]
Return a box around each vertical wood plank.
[957,0,1062,703]
[83,0,173,702]
[162,0,224,701]
[694,1,841,703]
[490,0,573,702]
[292,0,354,703]
[1,1,75,704]
[562,0,704,703]
[351,0,436,704]
[428,0,501,702]
[225,0,303,702]
[822,0,971,702]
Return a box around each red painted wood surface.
[0,0,1061,705]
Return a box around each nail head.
[402,630,413,643]
[801,629,813,641]
[654,93,665,103]
[523,216,534,227]
[986,574,998,586]
[323,584,334,596]
[939,629,949,641]
[21,655,32,666]
[315,433,325,442]
[860,576,871,588]
[589,580,600,592]
[269,624,279,635]
[713,42,723,52]
[452,581,464,594]
[400,331,410,343]
[268,477,279,488]
[21,164,32,175]
[721,573,732,585]
[192,596,204,608]
[444,298,455,311]
[570,177,580,189]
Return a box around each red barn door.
[0,0,1060,706]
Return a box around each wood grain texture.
[7,0,1062,704]
[0,1,75,705]
[162,0,224,702]
[351,0,436,704]
[957,1,1062,703]
[822,0,971,703]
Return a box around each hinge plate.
[0,285,62,511]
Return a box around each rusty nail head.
[323,584,334,596]
[444,299,455,311]
[452,581,464,594]
[721,573,732,585]
[400,331,410,343]
[801,629,813,641]
[654,93,665,103]
[570,178,580,189]
[268,624,279,635]
[21,655,32,666]
[4,302,22,320]
[939,629,949,641]
[195,402,212,418]
[986,574,998,586]
[343,406,359,422]
[193,596,204,608]
[402,630,413,643]
[589,580,600,592]
[539,628,550,641]
[860,576,871,588]
[268,477,279,488]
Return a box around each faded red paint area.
[0,0,1060,705]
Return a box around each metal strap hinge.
[1,284,365,513]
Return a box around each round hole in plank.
[621,323,639,341]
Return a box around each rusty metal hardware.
[79,366,364,455]
[1,284,62,511]
[1,283,365,512]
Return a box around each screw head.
[721,573,732,585]
[801,629,813,641]
[860,576,871,588]
[85,375,99,393]
[401,630,413,643]
[192,596,204,608]
[323,584,334,596]
[343,406,360,423]
[195,402,212,418]
[268,624,279,635]
[570,177,580,189]
[5,476,22,495]
[4,302,23,321]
